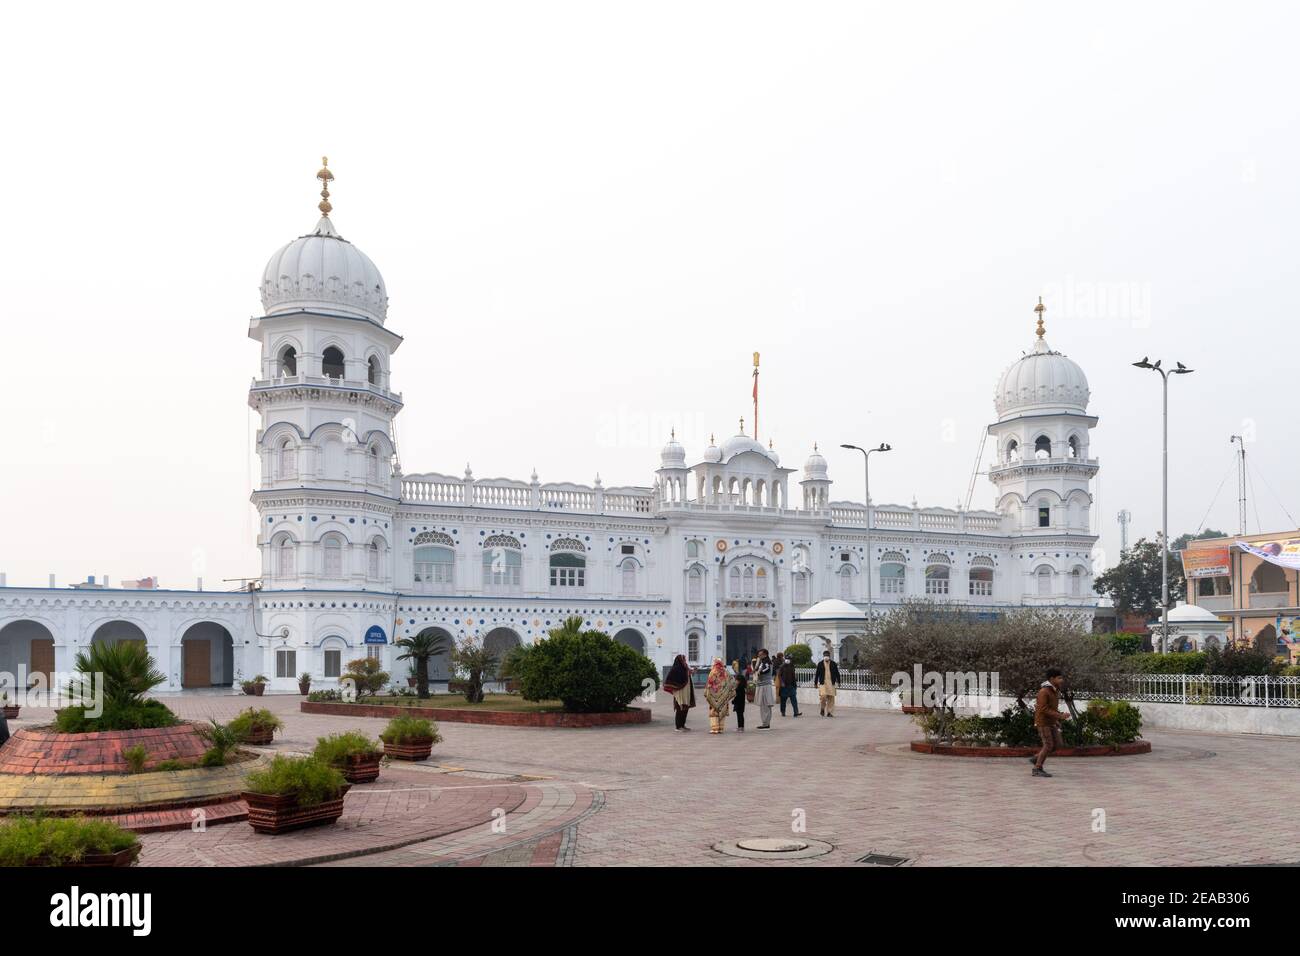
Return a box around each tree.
[450,637,498,703]
[515,620,660,712]
[343,657,390,699]
[1093,537,1186,620]
[1171,528,1228,552]
[395,629,450,699]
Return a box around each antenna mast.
[1117,509,1132,554]
[1230,435,1246,535]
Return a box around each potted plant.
[228,707,284,745]
[0,816,141,867]
[298,672,312,696]
[313,731,384,784]
[1,691,18,719]
[406,664,418,689]
[380,715,441,761]
[241,675,268,697]
[241,755,350,834]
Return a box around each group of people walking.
[662,648,841,734]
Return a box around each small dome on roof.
[803,445,829,480]
[800,599,866,620]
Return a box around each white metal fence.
[792,668,1300,708]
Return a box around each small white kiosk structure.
[792,599,869,663]
[1152,602,1230,653]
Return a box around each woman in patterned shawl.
[703,658,737,734]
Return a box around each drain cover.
[713,838,834,861]
[736,838,809,853]
[857,853,909,866]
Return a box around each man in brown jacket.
[1031,668,1067,777]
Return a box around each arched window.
[924,557,950,595]
[620,558,638,596]
[839,565,855,600]
[686,540,700,559]
[367,355,381,386]
[969,557,994,597]
[368,540,381,579]
[1006,439,1020,462]
[1036,566,1054,596]
[1068,435,1080,459]
[756,567,768,598]
[278,438,296,479]
[277,345,297,377]
[793,572,809,605]
[322,346,345,379]
[687,630,702,663]
[687,567,704,603]
[879,552,906,595]
[275,535,295,577]
[729,565,741,597]
[1037,499,1051,528]
[1250,562,1288,594]
[414,532,455,591]
[482,536,522,591]
[323,535,344,577]
[549,552,586,588]
[1070,566,1083,597]
[742,567,755,597]
[367,445,380,481]
[1034,435,1052,460]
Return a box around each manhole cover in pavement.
[737,838,809,853]
[858,853,909,866]
[712,838,834,860]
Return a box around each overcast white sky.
[2,1,1297,589]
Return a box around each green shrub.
[121,745,148,774]
[228,708,284,741]
[1282,664,1300,677]
[243,755,346,807]
[514,618,660,713]
[314,732,382,765]
[380,716,439,745]
[782,644,813,667]
[71,641,166,708]
[1128,651,1207,674]
[0,815,138,866]
[343,658,390,698]
[53,699,179,733]
[307,689,341,702]
[199,748,227,768]
[196,719,241,760]
[1106,632,1143,656]
[1203,644,1282,677]
[155,759,189,772]
[1079,699,1142,746]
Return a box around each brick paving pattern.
[5,693,1298,866]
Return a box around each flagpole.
[752,352,760,440]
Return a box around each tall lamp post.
[1132,357,1193,651]
[841,443,892,617]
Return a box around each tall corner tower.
[247,158,404,590]
[986,300,1099,606]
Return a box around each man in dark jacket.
[777,655,801,717]
[814,650,840,717]
[1031,668,1068,777]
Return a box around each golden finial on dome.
[739,416,745,434]
[317,156,334,217]
[1034,296,1046,338]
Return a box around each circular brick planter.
[910,740,1151,757]
[302,701,652,727]
[24,844,141,868]
[0,724,209,775]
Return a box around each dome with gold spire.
[259,158,388,324]
[994,299,1089,422]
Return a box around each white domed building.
[0,170,1101,691]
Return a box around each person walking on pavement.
[703,658,737,734]
[663,654,696,732]
[778,654,801,717]
[731,660,749,732]
[814,649,840,717]
[1031,668,1068,777]
[753,649,775,729]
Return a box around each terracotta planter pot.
[337,752,382,784]
[242,785,350,834]
[26,844,141,868]
[383,737,434,761]
[241,726,276,745]
[407,677,418,688]
[242,683,266,696]
[298,682,312,696]
[2,705,19,719]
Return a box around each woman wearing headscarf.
[730,659,749,733]
[753,648,775,729]
[703,658,737,734]
[663,654,695,732]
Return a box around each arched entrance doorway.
[612,628,647,655]
[483,627,521,661]
[179,622,235,688]
[0,620,55,690]
[1254,624,1280,658]
[415,627,456,682]
[91,620,148,648]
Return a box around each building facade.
[0,168,1102,693]
[1181,531,1300,660]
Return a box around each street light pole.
[841,443,892,618]
[1132,357,1193,652]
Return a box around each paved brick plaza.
[7,694,1298,866]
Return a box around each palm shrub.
[244,755,346,807]
[196,719,242,767]
[57,641,177,732]
[450,637,498,703]
[514,617,660,713]
[395,630,450,699]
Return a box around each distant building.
[1181,531,1300,660]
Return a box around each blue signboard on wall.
[364,625,387,645]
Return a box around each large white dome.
[260,215,388,324]
[994,331,1089,421]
